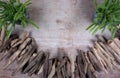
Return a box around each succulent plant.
[0,0,39,39]
[87,0,120,38]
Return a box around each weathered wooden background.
[0,0,120,78]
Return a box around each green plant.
[0,0,39,39]
[87,0,120,38]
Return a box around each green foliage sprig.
[0,0,39,39]
[87,0,120,38]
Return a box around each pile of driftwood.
[0,29,120,78]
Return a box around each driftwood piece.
[76,55,86,78]
[52,55,71,78]
[42,52,50,77]
[15,44,35,72]
[86,64,98,78]
[17,46,30,63]
[56,56,68,71]
[108,40,120,55]
[94,42,113,71]
[0,34,18,52]
[0,27,6,47]
[0,47,18,61]
[98,42,114,59]
[29,53,37,63]
[106,44,120,64]
[78,50,88,74]
[11,39,20,47]
[23,51,44,73]
[62,64,69,78]
[57,69,62,78]
[4,38,32,68]
[96,35,107,43]
[84,52,98,78]
[66,60,72,77]
[48,59,57,78]
[37,65,43,75]
[20,31,29,41]
[27,52,46,76]
[11,31,29,48]
[74,63,80,78]
[48,59,53,76]
[19,38,37,62]
[91,48,108,73]
[87,51,106,73]
[113,38,120,49]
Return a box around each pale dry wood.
[105,44,120,64]
[94,42,113,71]
[95,42,113,60]
[98,42,114,60]
[108,40,120,55]
[87,51,107,73]
[0,27,6,47]
[48,59,57,78]
[37,65,44,75]
[97,42,120,71]
[113,38,120,49]
[20,31,29,41]
[11,39,20,47]
[92,48,108,73]
[74,63,80,78]
[66,60,71,77]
